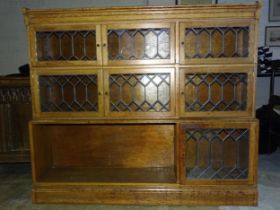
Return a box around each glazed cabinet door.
[179,21,255,64]
[104,68,175,118]
[179,66,254,118]
[31,68,103,119]
[179,120,258,185]
[29,25,102,66]
[102,23,175,65]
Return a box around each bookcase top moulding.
[22,3,260,25]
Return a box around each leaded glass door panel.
[31,25,102,66]
[104,68,175,118]
[179,21,255,64]
[102,23,175,65]
[179,66,254,118]
[179,121,258,185]
[32,68,103,119]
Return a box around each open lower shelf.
[38,167,176,183]
[31,123,176,184]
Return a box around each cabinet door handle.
[96,44,100,47]
[103,43,106,47]
[105,91,109,96]
[181,91,184,95]
[181,42,184,45]
[98,92,102,96]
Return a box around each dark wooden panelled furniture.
[23,2,260,205]
[0,76,31,162]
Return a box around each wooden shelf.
[38,167,176,183]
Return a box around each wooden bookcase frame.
[23,2,260,205]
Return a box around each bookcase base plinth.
[32,185,258,206]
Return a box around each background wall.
[0,0,279,107]
[255,0,280,107]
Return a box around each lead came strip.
[185,128,249,180]
[185,27,249,59]
[36,31,97,61]
[109,73,170,112]
[39,75,98,112]
[107,28,170,60]
[184,73,248,112]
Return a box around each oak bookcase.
[23,2,260,205]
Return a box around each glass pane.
[39,75,98,112]
[184,27,249,58]
[109,73,170,112]
[184,73,247,112]
[184,128,249,180]
[36,31,97,61]
[107,28,170,60]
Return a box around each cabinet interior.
[184,72,248,112]
[36,30,97,61]
[39,74,99,112]
[107,28,171,60]
[184,127,249,180]
[32,123,176,183]
[184,26,249,59]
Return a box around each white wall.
[0,0,279,107]
[256,0,280,107]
